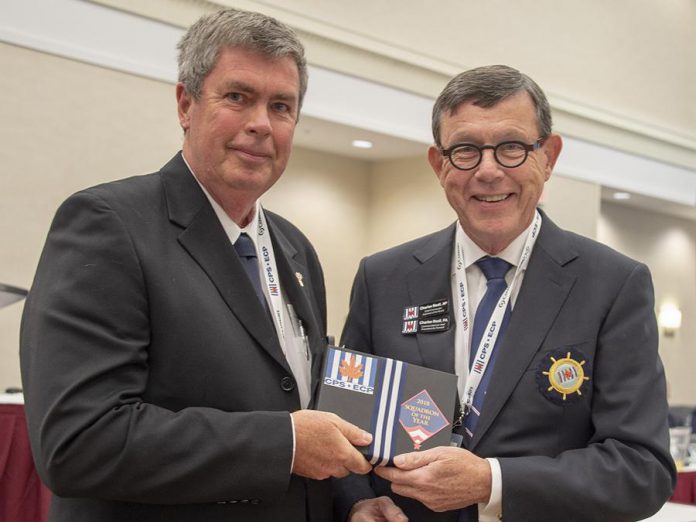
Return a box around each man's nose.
[245,105,272,136]
[474,148,504,181]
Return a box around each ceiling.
[601,186,696,222]
[294,115,425,161]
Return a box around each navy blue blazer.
[336,212,675,522]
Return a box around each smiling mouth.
[230,146,272,159]
[475,194,510,203]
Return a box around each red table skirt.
[0,404,51,522]
[671,469,696,505]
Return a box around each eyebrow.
[223,80,255,94]
[222,80,298,103]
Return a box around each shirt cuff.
[479,458,502,521]
[289,412,296,473]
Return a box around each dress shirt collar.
[181,153,260,245]
[455,216,539,274]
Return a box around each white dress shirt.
[451,218,540,522]
[184,167,312,408]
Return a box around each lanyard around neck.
[455,211,542,417]
[256,206,286,346]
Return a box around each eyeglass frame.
[440,137,547,171]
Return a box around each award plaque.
[316,346,457,466]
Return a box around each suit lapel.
[266,216,327,399]
[406,225,457,374]
[470,214,578,449]
[161,154,290,373]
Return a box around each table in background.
[0,396,50,522]
[672,465,696,506]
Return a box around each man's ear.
[541,134,563,181]
[428,145,446,186]
[176,83,192,132]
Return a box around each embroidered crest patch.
[536,348,591,404]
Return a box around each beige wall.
[264,148,370,338]
[231,0,695,169]
[92,0,696,170]
[542,175,601,240]
[248,0,695,135]
[366,155,454,253]
[0,43,177,388]
[99,0,696,140]
[0,43,372,387]
[599,203,696,405]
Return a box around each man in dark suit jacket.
[20,8,371,522]
[338,66,675,522]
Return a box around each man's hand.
[291,410,372,480]
[374,446,491,512]
[349,496,408,521]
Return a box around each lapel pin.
[295,272,304,287]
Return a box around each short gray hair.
[432,65,552,147]
[177,8,308,113]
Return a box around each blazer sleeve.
[499,262,675,521]
[20,190,295,504]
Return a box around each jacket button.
[280,376,295,392]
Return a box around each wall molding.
[84,0,696,168]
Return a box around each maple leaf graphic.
[339,356,364,380]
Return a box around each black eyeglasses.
[441,137,547,170]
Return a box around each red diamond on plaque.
[399,389,450,450]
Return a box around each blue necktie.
[233,233,268,309]
[459,256,512,522]
[464,256,512,438]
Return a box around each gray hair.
[432,65,552,147]
[177,8,308,113]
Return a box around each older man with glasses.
[335,65,675,522]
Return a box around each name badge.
[403,299,449,320]
[402,317,450,335]
[418,317,450,333]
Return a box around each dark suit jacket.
[20,153,331,521]
[336,213,675,522]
